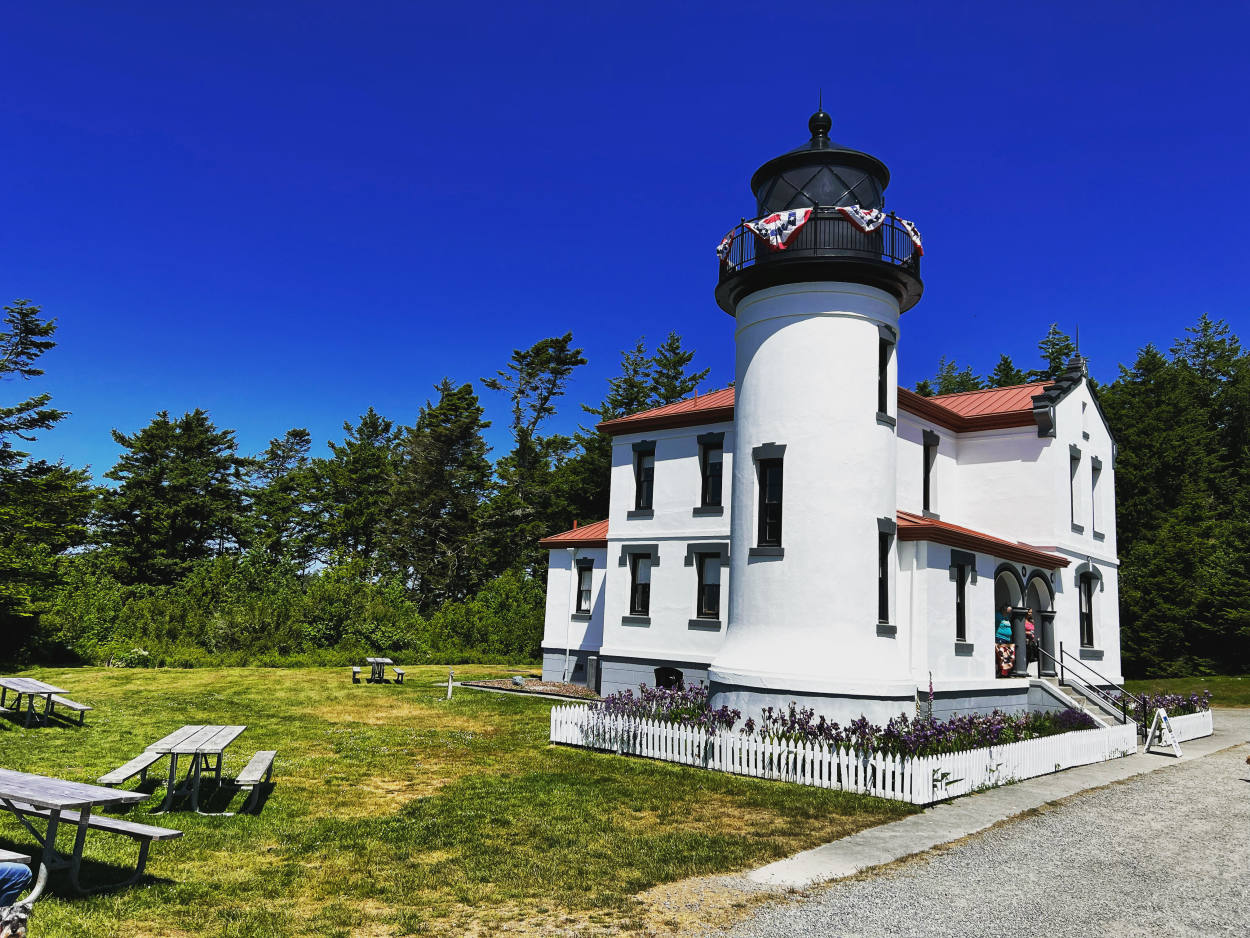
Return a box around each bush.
[591,684,740,734]
[1116,690,1212,717]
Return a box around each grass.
[1123,673,1250,708]
[0,666,916,937]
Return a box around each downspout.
[564,546,577,682]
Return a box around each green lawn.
[0,666,915,937]
[1123,673,1250,708]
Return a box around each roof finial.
[818,88,823,111]
[809,98,832,140]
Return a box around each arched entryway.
[993,565,1027,678]
[1025,571,1057,676]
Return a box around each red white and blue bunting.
[898,216,923,255]
[835,204,887,233]
[745,208,813,251]
[716,229,736,266]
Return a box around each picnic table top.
[147,724,247,755]
[365,657,394,665]
[0,677,67,695]
[0,768,145,812]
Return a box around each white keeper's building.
[539,110,1123,723]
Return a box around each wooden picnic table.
[147,724,247,814]
[365,657,393,683]
[0,678,68,728]
[0,768,146,896]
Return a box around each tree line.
[1,299,1245,676]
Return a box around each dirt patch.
[461,679,598,700]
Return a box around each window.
[757,458,783,547]
[1091,457,1103,534]
[695,553,721,619]
[922,430,939,514]
[634,448,655,510]
[654,666,683,689]
[878,339,892,414]
[700,443,723,507]
[575,564,592,614]
[954,564,968,641]
[1069,447,1082,529]
[629,554,651,616]
[878,531,892,623]
[1079,573,1095,647]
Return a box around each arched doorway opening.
[993,566,1025,678]
[1025,572,1056,676]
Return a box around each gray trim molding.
[575,558,595,570]
[954,641,975,656]
[876,412,897,428]
[877,322,899,343]
[1091,455,1103,470]
[1073,561,1104,591]
[1024,569,1055,604]
[1079,647,1104,660]
[1069,443,1082,459]
[876,622,897,637]
[626,509,654,520]
[922,429,940,447]
[696,431,725,447]
[877,516,897,535]
[618,543,660,566]
[621,615,651,626]
[684,542,730,567]
[993,562,1026,597]
[632,439,655,453]
[688,618,722,631]
[570,612,592,622]
[752,442,786,461]
[692,505,724,517]
[749,546,784,559]
[949,549,977,583]
[922,509,941,520]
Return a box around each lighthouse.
[708,109,926,723]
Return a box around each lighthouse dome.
[750,109,891,214]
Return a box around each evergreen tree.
[1028,324,1078,381]
[248,428,317,570]
[650,331,710,404]
[986,354,1028,388]
[0,300,65,471]
[932,356,983,394]
[383,380,492,610]
[99,410,248,585]
[913,378,936,397]
[313,408,397,568]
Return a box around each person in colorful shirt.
[995,604,1016,677]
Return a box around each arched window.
[654,667,683,690]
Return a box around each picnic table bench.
[0,678,81,728]
[46,694,93,726]
[365,657,392,683]
[0,768,179,897]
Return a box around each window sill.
[627,509,654,520]
[954,641,974,656]
[692,505,724,517]
[749,546,784,559]
[1082,431,1090,440]
[621,615,651,626]
[875,411,896,428]
[876,622,897,637]
[1079,647,1103,660]
[1071,522,1085,534]
[570,613,592,622]
[688,618,722,631]
[922,509,940,520]
[1092,530,1105,541]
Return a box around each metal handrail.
[1039,643,1146,733]
[718,207,921,278]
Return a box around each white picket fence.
[1165,708,1213,743]
[550,704,1138,805]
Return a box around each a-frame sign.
[1144,708,1182,757]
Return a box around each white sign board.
[1144,708,1182,757]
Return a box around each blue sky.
[5,1,1248,479]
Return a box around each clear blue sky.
[6,1,1247,479]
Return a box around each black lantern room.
[715,110,923,316]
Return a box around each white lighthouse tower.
[708,109,925,724]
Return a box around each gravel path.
[720,743,1250,938]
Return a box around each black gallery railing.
[718,206,921,279]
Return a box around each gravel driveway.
[719,743,1249,938]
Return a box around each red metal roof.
[599,383,1051,436]
[896,510,1069,568]
[539,512,1068,568]
[538,518,609,548]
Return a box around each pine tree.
[986,354,1028,388]
[650,331,710,405]
[0,300,65,471]
[384,380,492,610]
[931,356,983,394]
[248,428,317,569]
[99,410,247,585]
[313,408,397,568]
[1028,324,1078,381]
[913,378,936,397]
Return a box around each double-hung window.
[757,459,783,547]
[878,531,892,624]
[949,550,975,643]
[1069,445,1082,530]
[1079,573,1095,647]
[629,554,651,616]
[922,429,939,514]
[695,553,721,619]
[700,443,723,508]
[878,338,893,415]
[634,446,655,511]
[575,563,593,614]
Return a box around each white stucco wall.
[711,282,912,698]
[540,546,606,655]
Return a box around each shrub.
[1116,690,1212,717]
[590,684,740,734]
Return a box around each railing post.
[1059,641,1065,685]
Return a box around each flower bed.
[1118,690,1213,718]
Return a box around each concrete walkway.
[746,708,1250,890]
